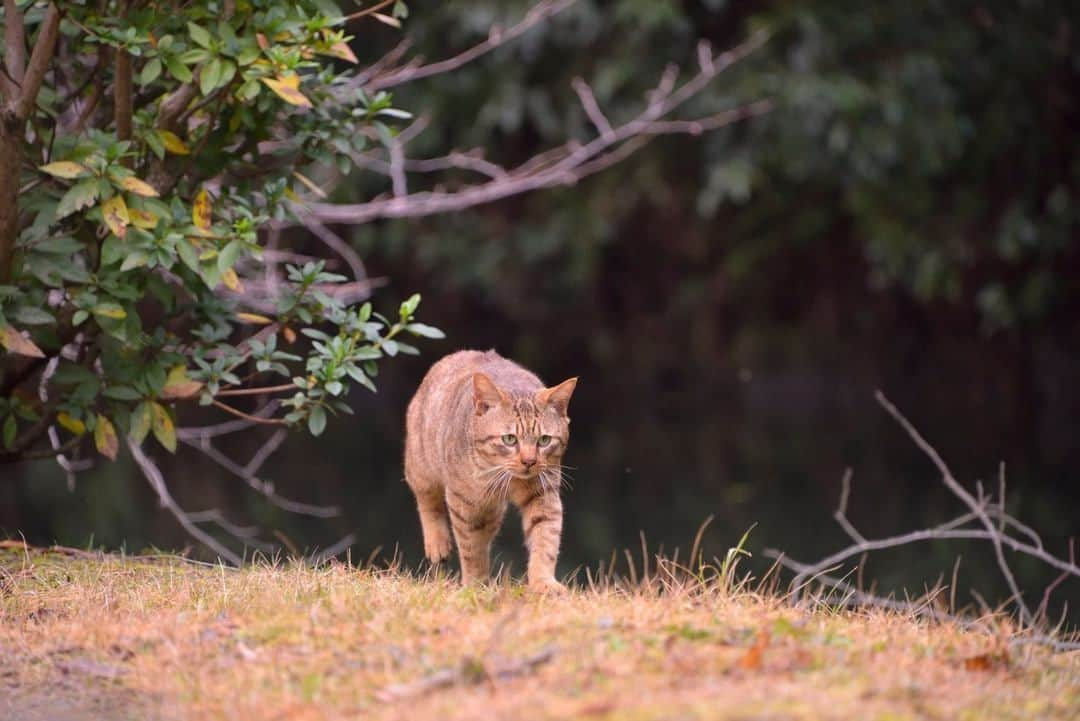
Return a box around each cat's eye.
[537,435,552,447]
[501,434,517,446]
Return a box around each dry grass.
[1,544,1077,721]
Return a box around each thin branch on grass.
[375,646,557,701]
[766,391,1079,638]
[128,438,244,567]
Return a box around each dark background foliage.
[4,0,1078,615]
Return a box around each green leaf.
[129,402,152,444]
[217,239,243,272]
[120,251,149,271]
[307,405,327,436]
[165,55,193,83]
[139,57,162,84]
[3,415,16,450]
[94,414,119,461]
[399,293,420,319]
[11,306,55,326]
[55,179,100,220]
[92,302,127,319]
[405,322,444,339]
[187,23,212,49]
[200,56,223,96]
[103,385,142,401]
[150,401,176,452]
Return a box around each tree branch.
[14,2,61,121]
[128,438,244,567]
[767,392,1079,633]
[364,0,578,91]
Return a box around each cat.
[404,349,577,592]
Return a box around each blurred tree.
[345,0,1078,335]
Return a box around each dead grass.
[0,544,1077,721]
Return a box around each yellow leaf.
[192,188,212,230]
[156,129,190,155]
[291,170,327,198]
[256,33,269,49]
[57,412,86,436]
[128,207,159,229]
[120,176,159,198]
[323,41,358,64]
[0,325,45,358]
[236,312,273,324]
[220,267,243,292]
[371,12,401,28]
[260,75,312,108]
[39,161,88,179]
[160,366,203,400]
[102,195,130,239]
[94,414,119,461]
[283,187,300,202]
[150,401,176,452]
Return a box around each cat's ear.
[473,373,505,415]
[537,377,577,416]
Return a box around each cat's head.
[469,373,577,485]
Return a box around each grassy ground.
[1,543,1077,721]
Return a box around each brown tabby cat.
[404,349,577,592]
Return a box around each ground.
[0,543,1077,721]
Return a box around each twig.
[305,33,771,226]
[365,0,578,91]
[874,390,1035,626]
[216,384,297,397]
[211,400,288,426]
[128,439,243,566]
[375,646,557,701]
[308,533,357,565]
[179,435,339,517]
[571,77,614,141]
[833,468,866,544]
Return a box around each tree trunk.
[0,113,19,282]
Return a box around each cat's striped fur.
[404,350,577,592]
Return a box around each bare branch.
[244,427,288,475]
[304,28,770,227]
[833,467,866,544]
[297,216,368,282]
[14,2,62,121]
[769,393,1079,635]
[874,391,1036,625]
[211,399,288,426]
[364,0,578,92]
[571,77,614,141]
[309,533,357,565]
[128,439,244,567]
[179,434,339,518]
[177,401,281,439]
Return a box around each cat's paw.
[528,578,567,595]
[424,530,453,564]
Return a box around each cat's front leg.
[516,487,565,593]
[446,490,505,585]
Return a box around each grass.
[1,542,1077,721]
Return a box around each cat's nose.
[521,457,536,468]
